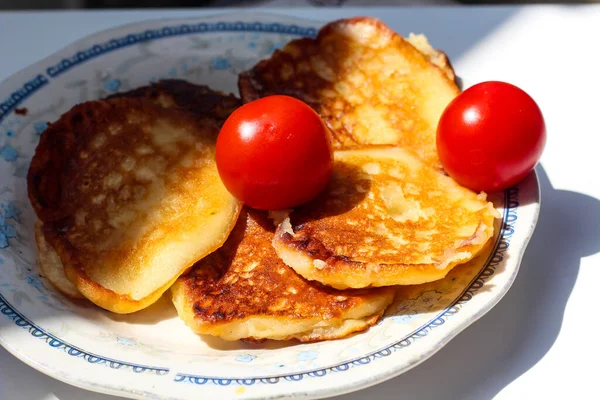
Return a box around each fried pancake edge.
[238,17,458,103]
[272,147,499,290]
[64,255,182,314]
[34,219,84,299]
[319,17,457,82]
[273,216,496,290]
[171,282,393,342]
[171,208,396,342]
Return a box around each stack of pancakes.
[28,17,499,342]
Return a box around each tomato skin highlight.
[216,95,333,210]
[437,81,546,192]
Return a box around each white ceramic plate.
[0,12,540,400]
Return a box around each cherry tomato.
[437,81,546,192]
[216,95,333,210]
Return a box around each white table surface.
[1,5,600,400]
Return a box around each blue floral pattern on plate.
[0,145,18,162]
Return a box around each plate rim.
[0,12,542,400]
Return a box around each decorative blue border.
[0,18,520,389]
[0,21,317,124]
[0,298,169,375]
[0,74,49,122]
[46,22,317,79]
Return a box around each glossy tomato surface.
[437,81,546,192]
[216,95,333,210]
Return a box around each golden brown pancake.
[272,147,499,290]
[238,16,460,167]
[108,79,241,125]
[28,98,241,313]
[171,208,395,342]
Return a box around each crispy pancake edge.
[172,284,392,343]
[273,216,496,290]
[272,147,499,290]
[318,16,456,82]
[34,219,84,299]
[238,16,460,104]
[171,208,396,341]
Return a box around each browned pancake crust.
[108,79,240,125]
[29,98,216,220]
[272,148,498,289]
[173,208,395,342]
[238,17,460,166]
[28,98,241,313]
[30,81,239,218]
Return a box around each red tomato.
[216,95,333,210]
[437,81,546,192]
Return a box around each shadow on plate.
[201,334,295,351]
[385,234,502,321]
[104,293,177,324]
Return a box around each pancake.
[171,208,395,342]
[28,98,241,313]
[34,219,84,299]
[108,79,241,125]
[272,147,499,290]
[238,17,460,167]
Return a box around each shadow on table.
[337,163,600,400]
